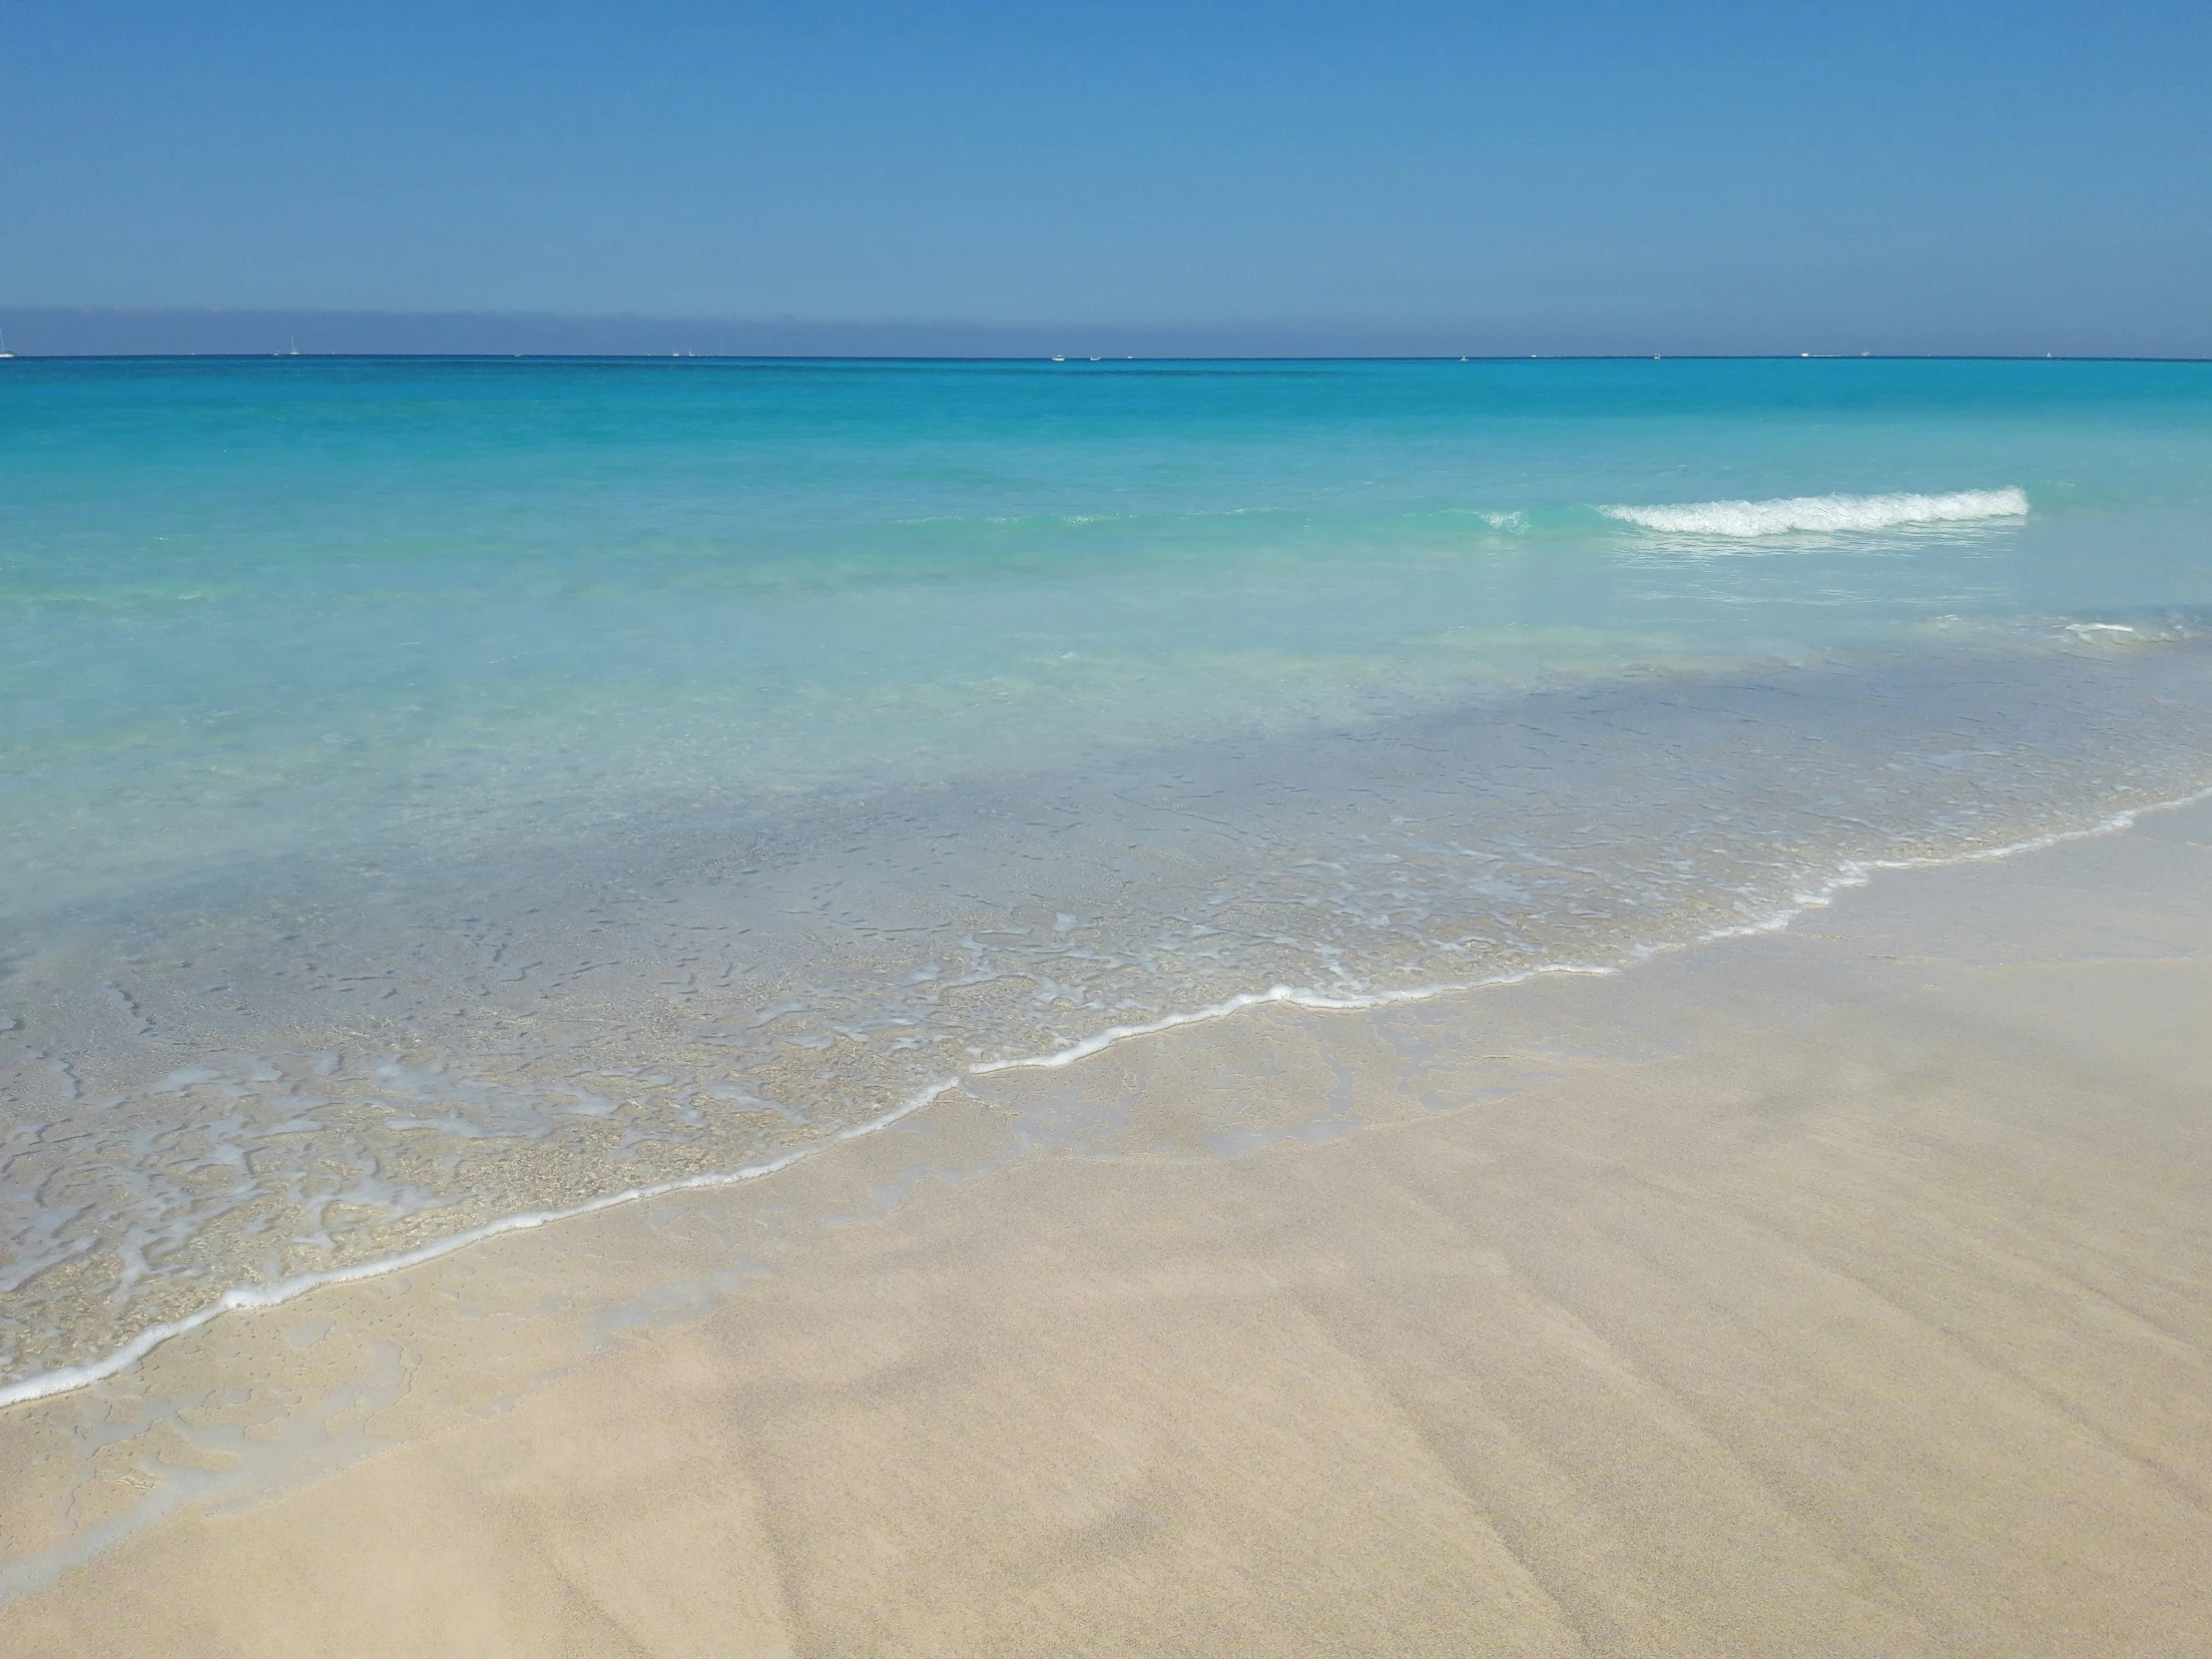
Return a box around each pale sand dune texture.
[5,803,2212,1657]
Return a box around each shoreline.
[8,781,2206,1416]
[3,789,2210,1648]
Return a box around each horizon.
[3,309,2207,364]
[13,351,2211,364]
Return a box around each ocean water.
[5,355,2212,1400]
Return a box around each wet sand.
[5,801,2211,1656]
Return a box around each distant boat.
[287,336,300,356]
[0,329,14,358]
[1050,355,1065,362]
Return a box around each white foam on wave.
[1601,487,2028,538]
[7,776,2210,1418]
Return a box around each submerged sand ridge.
[4,802,2212,1655]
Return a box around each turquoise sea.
[6,355,2212,1398]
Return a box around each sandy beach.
[5,799,2211,1657]
[11,3,2211,1651]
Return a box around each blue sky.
[4,0,2207,352]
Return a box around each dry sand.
[4,801,2211,1657]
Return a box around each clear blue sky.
[4,0,2207,352]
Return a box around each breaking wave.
[1600,487,2028,537]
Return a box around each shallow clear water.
[5,355,2212,1393]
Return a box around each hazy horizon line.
[4,306,2201,361]
[7,351,2207,365]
